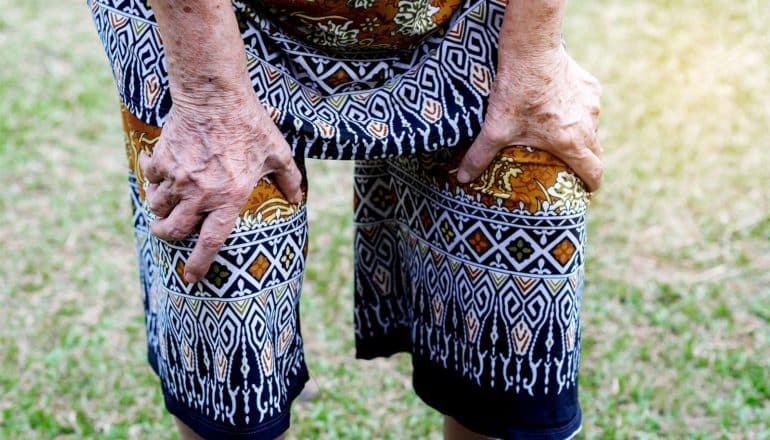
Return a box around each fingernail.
[457,170,470,184]
[184,271,198,284]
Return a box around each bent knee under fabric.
[123,101,589,439]
[122,107,310,439]
[353,146,589,439]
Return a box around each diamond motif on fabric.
[440,219,455,244]
[175,259,186,282]
[248,254,270,280]
[419,208,433,230]
[507,237,534,263]
[551,238,576,265]
[205,262,231,288]
[467,228,492,255]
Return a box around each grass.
[0,0,768,438]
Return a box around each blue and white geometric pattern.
[353,153,586,438]
[89,0,506,159]
[126,170,309,435]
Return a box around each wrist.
[507,37,563,61]
[497,45,566,83]
[170,73,255,108]
[499,0,565,65]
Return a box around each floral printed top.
[248,0,464,54]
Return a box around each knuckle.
[149,146,169,167]
[199,234,223,250]
[594,140,604,155]
[139,158,155,176]
[589,163,605,184]
[185,266,203,280]
[594,160,605,176]
[272,149,295,170]
[268,149,294,172]
[463,151,487,172]
[554,130,577,151]
[148,196,162,211]
[172,169,191,186]
[167,225,191,240]
[228,184,253,202]
[591,95,601,111]
[150,222,170,239]
[482,124,509,147]
[253,130,268,146]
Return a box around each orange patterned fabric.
[118,104,588,439]
[121,105,306,220]
[247,0,465,53]
[409,146,591,214]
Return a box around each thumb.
[184,208,238,284]
[457,128,504,184]
[270,154,304,204]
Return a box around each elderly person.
[89,0,601,438]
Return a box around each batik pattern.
[122,109,309,436]
[354,147,587,436]
[89,0,506,159]
[247,0,462,52]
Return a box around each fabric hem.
[355,328,412,359]
[147,351,159,377]
[163,372,309,440]
[412,358,582,440]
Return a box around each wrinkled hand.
[457,46,603,191]
[139,96,302,284]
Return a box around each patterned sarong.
[92,0,505,159]
[99,0,590,437]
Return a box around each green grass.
[1,0,768,438]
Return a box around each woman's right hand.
[139,93,303,284]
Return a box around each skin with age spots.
[456,0,603,191]
[142,0,302,285]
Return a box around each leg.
[122,106,309,440]
[443,416,494,440]
[174,417,204,440]
[383,146,588,439]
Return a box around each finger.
[184,208,239,284]
[457,130,503,184]
[268,152,304,204]
[147,179,179,219]
[585,123,603,158]
[586,106,602,156]
[146,182,159,200]
[556,140,604,192]
[150,201,203,241]
[139,150,164,184]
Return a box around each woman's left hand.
[457,46,603,191]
